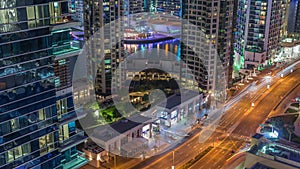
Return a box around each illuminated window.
[7,150,14,163]
[59,124,69,142]
[54,77,60,87]
[104,49,111,53]
[39,133,55,155]
[57,98,68,118]
[10,118,19,132]
[0,9,17,24]
[80,90,84,98]
[58,59,66,65]
[27,6,35,20]
[50,2,63,24]
[38,108,45,121]
[104,59,111,64]
[8,143,31,161]
[13,146,22,159]
[46,133,55,151]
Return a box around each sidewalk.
[229,65,279,99]
[94,114,197,169]
[229,56,300,101]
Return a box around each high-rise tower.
[84,0,143,102]
[0,1,87,168]
[287,0,300,38]
[156,0,182,16]
[235,0,283,69]
[84,0,125,101]
[181,0,233,101]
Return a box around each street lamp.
[281,74,283,78]
[251,102,255,107]
[253,68,257,77]
[267,85,270,89]
[172,151,175,169]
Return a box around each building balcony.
[53,41,81,60]
[58,108,87,125]
[51,18,82,32]
[58,151,89,169]
[58,110,77,125]
[59,129,88,152]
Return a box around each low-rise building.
[150,90,202,128]
[84,89,203,162]
[90,114,153,158]
[244,136,300,169]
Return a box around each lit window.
[54,2,58,7]
[39,109,45,120]
[13,146,22,159]
[22,143,31,156]
[7,150,14,163]
[10,118,19,131]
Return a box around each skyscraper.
[143,0,181,16]
[84,0,125,101]
[287,0,300,36]
[235,0,283,69]
[69,0,84,25]
[125,0,143,15]
[0,1,87,168]
[156,0,182,16]
[181,0,233,100]
[84,0,143,101]
[143,0,157,12]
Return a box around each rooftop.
[249,141,300,167]
[92,114,152,142]
[250,162,274,169]
[252,133,264,139]
[158,90,200,109]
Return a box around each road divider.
[178,146,213,169]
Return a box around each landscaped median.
[178,146,213,169]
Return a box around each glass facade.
[156,0,181,16]
[0,1,87,168]
[181,0,232,95]
[287,0,300,34]
[235,0,282,69]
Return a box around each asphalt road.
[123,68,300,169]
[87,64,300,169]
[190,68,300,169]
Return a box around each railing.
[57,150,88,169]
[53,41,81,56]
[60,129,86,144]
[59,129,87,152]
[77,150,86,158]
[58,110,77,123]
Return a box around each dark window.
[61,2,68,14]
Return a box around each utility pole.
[114,154,117,169]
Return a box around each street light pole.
[172,151,175,169]
[114,154,117,169]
